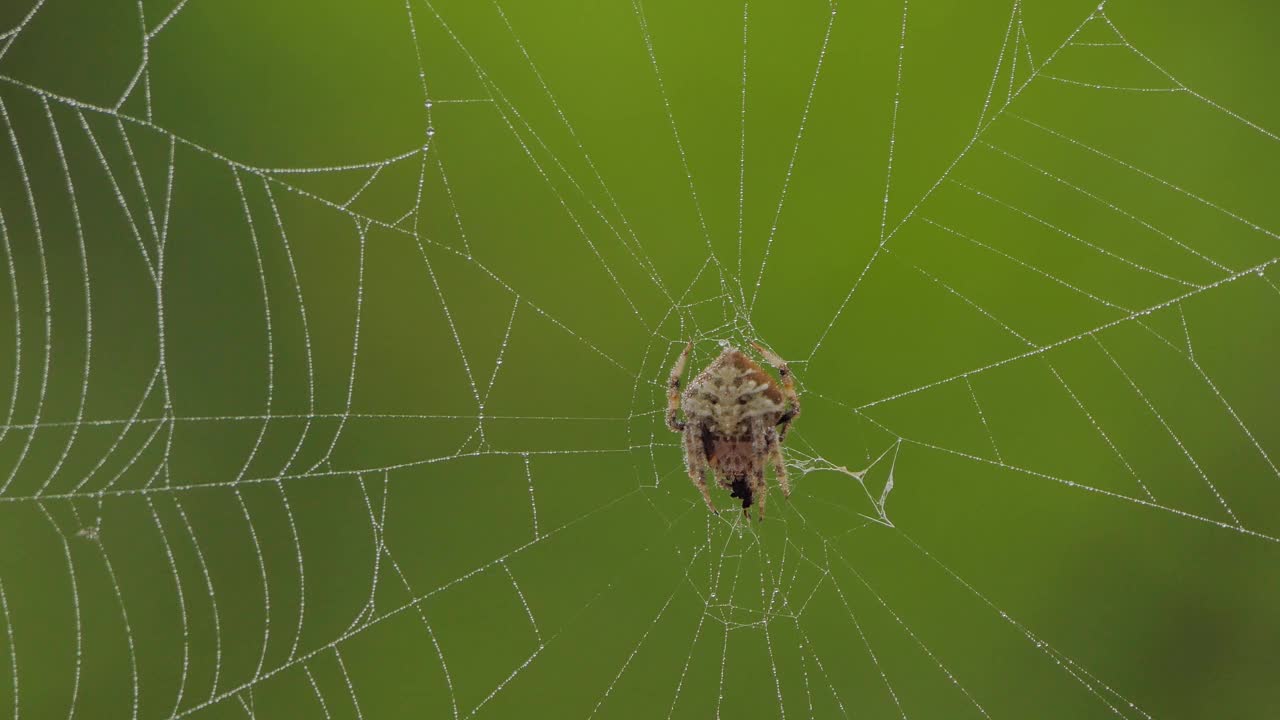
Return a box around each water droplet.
[425,100,434,109]
[426,126,436,137]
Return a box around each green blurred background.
[1,0,1278,717]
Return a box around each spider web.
[0,0,1278,718]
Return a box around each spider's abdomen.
[681,348,785,435]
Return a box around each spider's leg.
[768,438,791,499]
[666,341,693,432]
[691,470,715,514]
[747,417,769,521]
[684,423,716,514]
[755,467,767,521]
[752,342,801,441]
[750,416,767,456]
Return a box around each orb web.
[0,0,1278,718]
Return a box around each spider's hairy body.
[666,343,800,520]
[682,350,785,436]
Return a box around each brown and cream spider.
[665,341,800,520]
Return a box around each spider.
[665,341,800,521]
